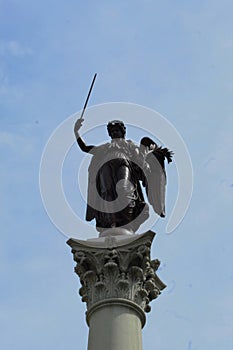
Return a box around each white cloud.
[0,131,34,157]
[204,116,233,196]
[0,65,25,102]
[0,40,33,57]
[0,77,8,94]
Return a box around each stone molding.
[67,231,166,314]
[86,298,146,328]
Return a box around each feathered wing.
[140,137,173,217]
[145,152,166,217]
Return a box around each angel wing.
[140,137,173,218]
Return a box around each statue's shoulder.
[126,139,140,153]
[126,139,138,147]
[90,142,111,155]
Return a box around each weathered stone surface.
[67,231,166,313]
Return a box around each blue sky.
[1,0,233,349]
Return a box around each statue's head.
[107,120,126,139]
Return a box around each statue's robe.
[86,139,149,232]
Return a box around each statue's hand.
[74,118,84,134]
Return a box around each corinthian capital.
[67,231,166,314]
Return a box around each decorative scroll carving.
[67,231,166,313]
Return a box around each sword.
[79,73,97,120]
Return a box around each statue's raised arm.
[74,118,94,153]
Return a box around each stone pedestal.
[67,231,166,350]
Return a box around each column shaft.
[87,302,142,350]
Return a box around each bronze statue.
[74,118,173,233]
